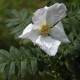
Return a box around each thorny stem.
[47,55,53,70]
[48,56,63,80]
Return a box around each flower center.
[40,24,50,35]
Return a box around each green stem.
[47,55,53,70]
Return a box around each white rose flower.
[19,3,70,56]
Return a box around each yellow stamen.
[40,24,50,35]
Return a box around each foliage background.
[0,0,80,80]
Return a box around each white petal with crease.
[19,23,40,43]
[32,8,47,26]
[27,29,40,43]
[19,23,33,38]
[46,3,67,27]
[36,35,61,56]
[50,22,70,43]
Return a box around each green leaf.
[27,58,37,75]
[10,24,24,34]
[14,30,23,39]
[5,8,32,40]
[10,46,21,60]
[0,62,8,72]
[20,47,33,60]
[5,19,19,27]
[20,8,29,21]
[4,63,11,80]
[8,62,15,80]
[5,9,18,18]
[16,61,21,77]
[20,47,28,60]
[0,49,9,61]
[21,60,27,78]
[0,46,38,79]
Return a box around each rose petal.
[32,7,47,27]
[19,23,33,38]
[27,29,40,43]
[46,3,67,27]
[19,23,40,43]
[36,35,61,56]
[50,22,70,43]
